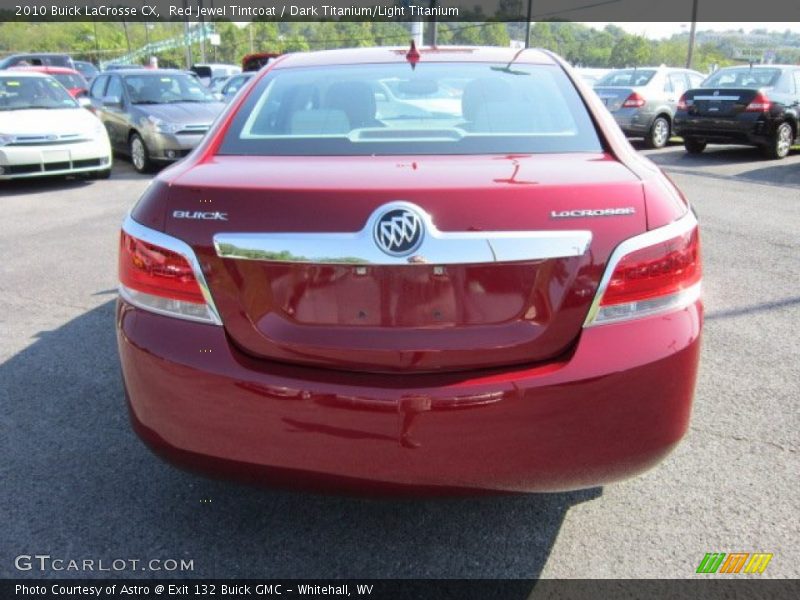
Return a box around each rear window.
[53,73,86,90]
[702,68,782,89]
[218,63,602,156]
[596,69,656,87]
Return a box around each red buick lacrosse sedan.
[116,47,702,494]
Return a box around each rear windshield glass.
[217,63,603,156]
[701,68,782,89]
[596,69,656,87]
[53,73,86,89]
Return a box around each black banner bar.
[3,579,800,600]
[0,0,799,22]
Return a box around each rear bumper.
[611,109,656,136]
[117,299,702,494]
[673,115,771,146]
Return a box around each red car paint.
[117,47,702,493]
[10,65,89,98]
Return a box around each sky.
[580,22,800,39]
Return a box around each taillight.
[118,218,221,324]
[745,92,772,112]
[120,231,204,303]
[677,93,688,111]
[622,92,646,108]
[585,212,701,326]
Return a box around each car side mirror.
[77,96,92,109]
[102,95,122,108]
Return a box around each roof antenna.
[406,40,420,70]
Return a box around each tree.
[609,35,652,67]
[481,22,510,47]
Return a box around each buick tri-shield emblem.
[374,207,424,256]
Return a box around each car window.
[0,75,77,110]
[90,75,108,99]
[123,73,216,104]
[794,71,800,95]
[597,69,656,87]
[53,73,86,90]
[688,74,704,88]
[702,68,782,89]
[219,63,603,156]
[223,74,250,96]
[668,73,688,96]
[106,76,123,100]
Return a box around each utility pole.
[182,0,192,68]
[198,0,207,63]
[525,0,533,48]
[425,0,438,46]
[121,19,131,54]
[92,18,99,62]
[686,0,699,69]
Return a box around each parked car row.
[591,64,800,159]
[0,51,274,179]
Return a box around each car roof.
[106,69,192,76]
[609,66,691,71]
[715,64,795,70]
[0,70,50,78]
[272,46,557,69]
[193,63,239,69]
[9,66,80,75]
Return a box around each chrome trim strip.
[213,202,592,266]
[583,209,699,327]
[121,215,223,326]
[692,95,741,101]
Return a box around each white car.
[0,71,112,180]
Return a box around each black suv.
[674,65,800,159]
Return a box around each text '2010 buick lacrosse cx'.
[116,46,702,494]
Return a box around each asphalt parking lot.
[1,143,798,580]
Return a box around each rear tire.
[129,133,152,173]
[761,122,793,160]
[684,138,706,154]
[645,116,671,149]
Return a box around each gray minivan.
[594,66,705,148]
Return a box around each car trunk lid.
[683,87,765,118]
[162,154,646,373]
[593,87,638,112]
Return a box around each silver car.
[594,66,705,148]
[88,69,225,172]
